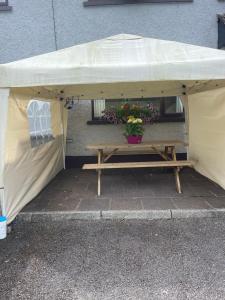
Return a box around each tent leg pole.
[97,170,101,196]
[171,146,182,194]
[181,95,189,159]
[97,150,102,196]
[174,168,182,194]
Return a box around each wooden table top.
[86,140,188,151]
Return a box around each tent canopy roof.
[1,34,225,97]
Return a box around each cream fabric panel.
[1,34,225,88]
[188,87,225,189]
[0,89,9,188]
[0,89,9,215]
[4,91,64,223]
[0,190,4,216]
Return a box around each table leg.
[165,146,169,158]
[171,146,182,194]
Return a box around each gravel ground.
[1,218,225,300]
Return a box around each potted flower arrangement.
[125,116,144,144]
[102,101,159,143]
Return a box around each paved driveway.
[1,218,225,300]
[23,169,225,214]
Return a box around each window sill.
[87,118,185,125]
[157,117,185,123]
[87,119,110,125]
[84,0,192,7]
[0,5,12,11]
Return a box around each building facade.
[0,0,225,160]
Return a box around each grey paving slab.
[136,174,174,197]
[52,196,81,211]
[206,197,225,208]
[23,193,80,212]
[22,168,225,220]
[22,194,50,212]
[110,197,143,210]
[102,210,171,220]
[77,197,110,211]
[180,183,213,197]
[103,177,128,198]
[208,185,225,197]
[141,197,176,210]
[172,197,212,210]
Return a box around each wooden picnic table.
[83,140,194,196]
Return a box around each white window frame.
[27,99,54,147]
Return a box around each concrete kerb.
[16,208,225,223]
[171,208,225,219]
[17,211,101,222]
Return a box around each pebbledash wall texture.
[0,0,224,157]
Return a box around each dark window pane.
[218,14,225,50]
[92,97,184,123]
[164,97,184,114]
[0,1,12,11]
[105,98,161,110]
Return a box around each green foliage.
[125,123,144,137]
[102,101,159,124]
[115,103,152,121]
[125,117,144,137]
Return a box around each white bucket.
[0,216,7,239]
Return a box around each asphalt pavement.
[1,218,225,300]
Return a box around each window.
[89,97,184,124]
[27,100,54,148]
[218,14,225,50]
[84,0,192,7]
[0,1,12,11]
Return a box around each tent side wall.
[4,90,67,223]
[188,87,225,189]
[0,88,9,215]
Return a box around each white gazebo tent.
[1,34,225,223]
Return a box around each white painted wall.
[66,101,187,156]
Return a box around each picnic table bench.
[82,140,195,196]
